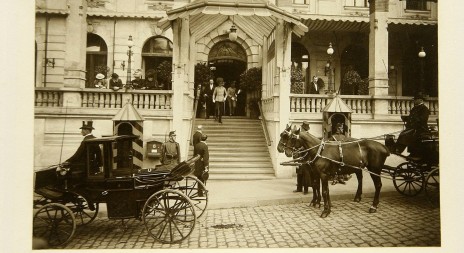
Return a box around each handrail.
[258,100,271,146]
[189,86,202,146]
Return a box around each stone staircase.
[189,117,275,180]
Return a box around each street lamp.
[418,46,426,94]
[125,35,134,89]
[326,42,334,94]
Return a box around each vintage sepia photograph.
[2,0,464,252]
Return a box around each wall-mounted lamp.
[45,58,55,68]
[121,60,126,71]
[228,16,237,41]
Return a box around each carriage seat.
[35,186,64,200]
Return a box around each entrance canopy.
[158,0,308,40]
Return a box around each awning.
[301,14,369,32]
[88,11,165,19]
[36,9,70,16]
[158,0,308,37]
[112,102,144,121]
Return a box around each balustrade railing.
[387,96,438,115]
[35,88,173,110]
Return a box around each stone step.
[208,174,276,180]
[209,161,273,168]
[210,168,274,174]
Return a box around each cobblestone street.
[62,195,440,249]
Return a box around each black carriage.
[384,122,439,206]
[33,135,208,247]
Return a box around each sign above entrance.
[208,41,247,63]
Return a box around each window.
[86,33,108,88]
[293,0,309,4]
[142,36,173,89]
[406,0,428,11]
[345,0,369,7]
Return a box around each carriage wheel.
[393,162,424,196]
[142,189,196,244]
[425,167,440,207]
[33,203,76,247]
[173,176,208,218]
[66,194,99,226]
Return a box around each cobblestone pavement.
[61,195,440,249]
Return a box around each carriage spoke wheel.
[66,194,99,226]
[393,162,424,196]
[33,203,76,247]
[142,189,196,244]
[174,176,208,218]
[425,167,440,207]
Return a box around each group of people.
[91,69,165,90]
[201,77,240,123]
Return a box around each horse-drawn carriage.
[33,135,208,247]
[384,122,439,206]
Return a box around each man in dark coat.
[192,125,203,146]
[65,121,102,174]
[306,76,323,94]
[202,79,215,119]
[293,121,311,194]
[396,93,430,156]
[193,134,209,196]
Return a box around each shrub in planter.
[290,65,304,94]
[342,66,368,95]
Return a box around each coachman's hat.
[301,121,310,131]
[169,131,176,137]
[111,73,119,78]
[80,121,95,130]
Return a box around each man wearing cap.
[213,77,228,123]
[160,131,181,166]
[192,125,203,146]
[202,79,215,119]
[294,121,312,194]
[193,134,209,197]
[395,93,430,156]
[65,121,102,174]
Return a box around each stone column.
[275,20,293,178]
[171,18,190,160]
[369,0,390,117]
[63,1,87,88]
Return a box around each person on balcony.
[395,93,430,157]
[213,77,228,124]
[202,78,215,119]
[306,76,324,94]
[131,69,144,89]
[109,73,123,90]
[160,131,181,166]
[64,121,102,175]
[93,73,107,89]
[144,69,162,90]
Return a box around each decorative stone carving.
[146,1,174,11]
[150,23,162,36]
[87,0,106,8]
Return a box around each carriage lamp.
[229,24,237,41]
[326,43,334,93]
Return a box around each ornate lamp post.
[326,42,335,94]
[418,46,426,94]
[125,35,134,89]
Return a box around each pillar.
[171,18,190,160]
[275,20,293,178]
[369,0,389,117]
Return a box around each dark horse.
[277,124,390,218]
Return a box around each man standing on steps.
[192,125,203,146]
[194,134,209,197]
[202,79,215,119]
[213,77,227,124]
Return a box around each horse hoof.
[354,197,361,202]
[369,207,377,213]
[320,212,330,218]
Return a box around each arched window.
[142,36,173,89]
[86,33,108,88]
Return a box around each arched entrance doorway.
[208,41,247,116]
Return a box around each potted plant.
[342,66,368,95]
[156,61,172,90]
[239,67,262,118]
[290,65,304,94]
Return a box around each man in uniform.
[194,134,209,197]
[65,121,102,174]
[395,93,430,157]
[160,131,181,166]
[192,125,203,146]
